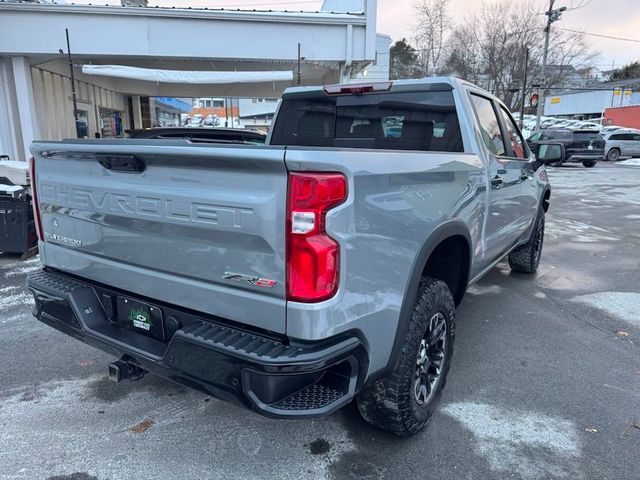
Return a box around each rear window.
[270,91,463,152]
[574,131,602,141]
[554,131,572,140]
[540,131,555,140]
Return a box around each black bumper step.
[272,383,345,411]
[27,269,364,418]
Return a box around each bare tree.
[444,24,480,83]
[440,0,598,110]
[413,0,450,76]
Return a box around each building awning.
[81,65,294,84]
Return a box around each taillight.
[286,172,347,302]
[323,82,392,95]
[29,156,44,241]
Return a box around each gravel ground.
[0,162,638,480]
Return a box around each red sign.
[530,93,539,108]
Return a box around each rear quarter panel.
[284,148,486,374]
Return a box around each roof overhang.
[0,1,378,96]
[0,3,371,62]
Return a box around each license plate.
[117,297,165,341]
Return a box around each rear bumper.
[565,153,602,162]
[27,269,366,418]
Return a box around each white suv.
[604,130,640,161]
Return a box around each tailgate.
[571,131,605,150]
[30,140,287,334]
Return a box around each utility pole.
[520,47,529,131]
[64,28,82,138]
[535,0,567,131]
[297,43,302,86]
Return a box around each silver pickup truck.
[27,77,558,436]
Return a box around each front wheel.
[509,213,545,273]
[582,160,597,168]
[357,277,455,436]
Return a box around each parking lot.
[1,162,639,480]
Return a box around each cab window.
[470,94,506,156]
[498,106,527,158]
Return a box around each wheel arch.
[381,220,472,375]
[607,147,621,160]
[542,186,551,212]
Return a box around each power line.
[561,28,640,44]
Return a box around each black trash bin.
[0,193,37,255]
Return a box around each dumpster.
[0,161,37,256]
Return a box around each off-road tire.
[582,160,597,168]
[606,148,620,162]
[509,213,545,273]
[356,277,455,437]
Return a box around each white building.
[544,79,640,118]
[0,0,379,161]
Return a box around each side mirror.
[535,143,564,163]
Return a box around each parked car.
[540,118,562,128]
[527,128,604,167]
[126,127,266,144]
[601,125,637,135]
[551,120,578,129]
[571,121,602,131]
[603,130,640,161]
[186,114,203,127]
[28,77,555,436]
[203,114,220,127]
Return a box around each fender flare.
[382,220,472,375]
[541,185,551,212]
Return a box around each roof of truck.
[283,76,471,97]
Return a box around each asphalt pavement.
[1,162,639,480]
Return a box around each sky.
[70,0,640,69]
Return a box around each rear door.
[496,104,539,225]
[31,141,288,334]
[632,133,640,156]
[614,134,631,155]
[469,93,525,263]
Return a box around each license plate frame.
[117,296,165,341]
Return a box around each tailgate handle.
[97,154,145,173]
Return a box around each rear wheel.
[356,277,455,436]
[509,213,545,273]
[606,148,620,162]
[582,160,597,168]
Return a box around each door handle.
[97,154,145,173]
[491,176,503,188]
[497,169,507,175]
